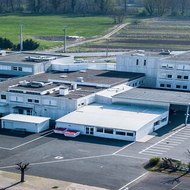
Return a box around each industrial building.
[0,69,145,119]
[116,50,190,91]
[1,114,50,133]
[0,52,73,77]
[56,104,168,141]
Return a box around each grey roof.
[0,70,144,99]
[114,88,190,106]
[165,51,190,61]
[0,52,64,64]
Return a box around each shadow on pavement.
[0,181,21,190]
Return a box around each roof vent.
[59,86,69,96]
[76,77,84,83]
[18,80,30,87]
[160,49,170,55]
[60,75,67,78]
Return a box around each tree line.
[142,0,190,16]
[0,0,126,14]
[0,0,190,17]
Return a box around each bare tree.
[16,162,30,183]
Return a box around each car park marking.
[139,125,190,156]
[112,142,135,155]
[0,130,53,151]
[115,154,148,160]
[118,172,149,190]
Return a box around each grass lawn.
[0,15,115,50]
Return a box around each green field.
[77,18,190,52]
[0,15,115,50]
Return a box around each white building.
[56,104,168,141]
[0,70,145,119]
[0,52,73,77]
[116,50,190,91]
[1,114,50,133]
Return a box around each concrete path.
[0,171,108,190]
[46,23,129,53]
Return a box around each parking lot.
[128,173,190,190]
[0,112,189,190]
[0,130,147,190]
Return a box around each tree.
[16,162,30,182]
[0,37,14,49]
[49,0,61,13]
[17,39,39,51]
[142,0,155,16]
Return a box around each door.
[85,127,94,135]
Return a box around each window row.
[27,99,39,103]
[161,74,189,80]
[154,117,167,126]
[160,84,188,89]
[96,127,134,137]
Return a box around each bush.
[17,39,39,51]
[149,157,160,167]
[0,37,14,49]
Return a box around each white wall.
[56,122,136,141]
[116,54,159,87]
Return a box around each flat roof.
[56,104,167,132]
[165,51,190,61]
[0,52,65,64]
[114,88,190,105]
[1,70,144,99]
[1,114,50,124]
[121,50,190,61]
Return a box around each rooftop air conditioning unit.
[19,80,30,87]
[59,86,69,96]
[76,77,84,82]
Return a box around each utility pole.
[185,103,190,126]
[64,26,67,53]
[20,24,23,51]
[106,39,109,57]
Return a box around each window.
[160,84,165,87]
[18,67,22,71]
[104,128,113,134]
[28,99,32,103]
[154,121,160,126]
[1,95,6,99]
[34,100,39,103]
[161,117,167,123]
[136,59,139,65]
[177,75,182,79]
[176,85,181,89]
[144,60,146,66]
[184,76,189,80]
[116,131,126,136]
[12,66,17,71]
[183,86,187,89]
[96,127,103,133]
[167,75,172,78]
[167,84,171,88]
[127,132,134,137]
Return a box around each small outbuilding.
[1,114,50,133]
[56,104,169,141]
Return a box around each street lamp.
[63,26,67,53]
[185,103,190,126]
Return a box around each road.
[45,23,129,53]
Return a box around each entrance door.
[85,127,94,135]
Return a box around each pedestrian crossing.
[139,125,190,156]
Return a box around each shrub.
[17,39,39,51]
[149,157,160,167]
[0,37,14,49]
